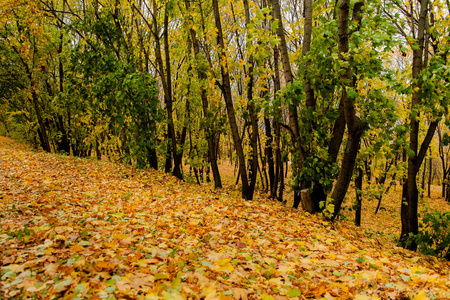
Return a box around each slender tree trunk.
[272,0,303,206]
[31,88,51,152]
[355,167,363,226]
[13,27,51,152]
[421,159,426,191]
[212,0,251,199]
[438,127,447,198]
[301,0,327,213]
[400,0,429,250]
[329,0,364,221]
[428,150,432,197]
[257,131,268,191]
[163,5,183,179]
[151,1,173,175]
[243,0,259,196]
[57,2,70,154]
[278,150,285,202]
[264,117,275,194]
[185,0,222,188]
[271,42,282,200]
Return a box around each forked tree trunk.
[329,0,364,221]
[400,0,431,250]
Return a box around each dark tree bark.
[400,0,433,251]
[212,0,252,199]
[437,126,449,198]
[56,2,71,154]
[184,0,222,188]
[329,0,364,221]
[328,101,346,164]
[163,5,183,179]
[272,0,303,207]
[355,167,363,226]
[264,117,275,194]
[428,149,432,198]
[302,0,314,109]
[31,82,51,153]
[300,0,325,213]
[151,1,182,179]
[374,153,398,214]
[421,157,427,191]
[243,0,259,197]
[268,0,283,201]
[10,24,51,152]
[273,47,284,202]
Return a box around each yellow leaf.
[72,244,84,252]
[154,273,169,280]
[328,253,337,260]
[216,258,234,272]
[268,277,284,287]
[216,258,231,266]
[413,292,429,300]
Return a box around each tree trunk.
[212,0,252,199]
[355,167,363,226]
[185,0,222,188]
[400,0,429,251]
[56,4,71,154]
[300,0,324,213]
[329,0,364,221]
[278,155,285,202]
[421,159,426,191]
[428,150,432,198]
[264,117,275,194]
[257,131,268,191]
[270,21,283,201]
[272,0,303,206]
[163,5,183,179]
[31,89,51,152]
[438,126,447,198]
[243,0,259,197]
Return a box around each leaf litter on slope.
[0,137,449,299]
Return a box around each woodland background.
[1,0,450,256]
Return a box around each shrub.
[415,210,450,260]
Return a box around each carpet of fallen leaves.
[1,137,450,300]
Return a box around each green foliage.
[66,8,162,167]
[418,57,450,118]
[413,210,450,260]
[319,200,335,219]
[280,81,303,107]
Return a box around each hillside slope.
[1,137,449,299]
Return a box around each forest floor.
[210,160,450,247]
[1,137,450,299]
